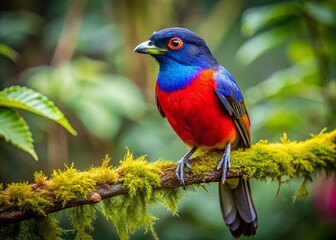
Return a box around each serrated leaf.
[0,86,77,135]
[0,107,38,160]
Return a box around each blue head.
[134,27,219,91]
[134,27,218,69]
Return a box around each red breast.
[156,69,237,150]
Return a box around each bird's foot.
[176,158,192,187]
[217,143,231,184]
[176,147,197,189]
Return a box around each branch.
[1,130,335,225]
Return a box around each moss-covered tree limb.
[0,130,335,226]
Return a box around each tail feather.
[219,179,258,238]
[233,179,257,223]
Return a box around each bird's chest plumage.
[156,69,237,149]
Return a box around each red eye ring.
[168,37,183,50]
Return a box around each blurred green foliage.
[0,0,335,239]
[238,0,336,141]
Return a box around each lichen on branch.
[0,130,335,240]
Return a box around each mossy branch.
[0,130,335,231]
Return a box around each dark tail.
[219,179,258,238]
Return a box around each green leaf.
[0,86,77,135]
[0,107,37,160]
[0,44,19,61]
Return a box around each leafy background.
[0,0,335,239]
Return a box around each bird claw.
[175,147,197,189]
[217,143,231,184]
[176,158,192,188]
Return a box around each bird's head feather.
[134,27,218,68]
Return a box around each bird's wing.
[214,68,251,148]
[155,90,166,118]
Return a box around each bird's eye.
[168,37,183,50]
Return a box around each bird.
[134,27,257,238]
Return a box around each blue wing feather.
[214,67,251,147]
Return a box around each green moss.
[176,130,335,201]
[0,215,64,240]
[49,164,96,206]
[66,205,97,240]
[18,215,64,240]
[49,156,118,207]
[102,195,159,240]
[101,151,184,240]
[34,171,48,184]
[155,187,183,216]
[151,160,176,169]
[186,130,336,184]
[190,150,222,175]
[230,130,335,199]
[119,150,162,199]
[0,156,118,240]
[87,155,117,184]
[0,182,52,216]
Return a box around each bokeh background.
[1,0,335,239]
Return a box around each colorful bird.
[134,27,257,238]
